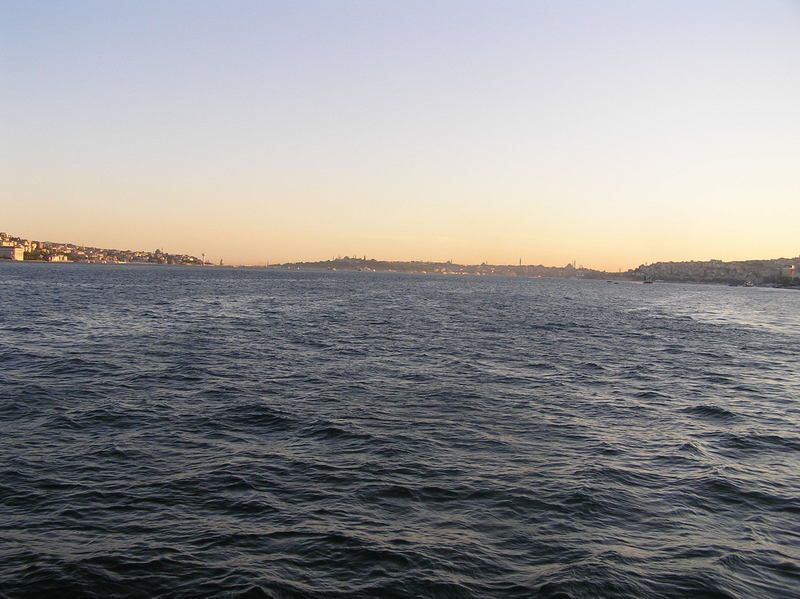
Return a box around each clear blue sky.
[3,1,799,268]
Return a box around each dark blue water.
[1,263,799,599]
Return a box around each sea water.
[1,263,798,598]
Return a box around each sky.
[2,0,799,270]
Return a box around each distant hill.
[271,256,608,279]
[631,257,799,286]
[0,231,203,265]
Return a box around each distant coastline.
[1,231,798,288]
[0,231,204,266]
[268,256,800,288]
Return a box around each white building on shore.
[0,245,24,261]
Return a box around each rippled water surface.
[1,263,799,598]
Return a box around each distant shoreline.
[2,231,798,287]
[4,258,800,289]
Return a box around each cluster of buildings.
[279,256,604,278]
[0,233,31,261]
[286,256,800,286]
[632,257,800,285]
[0,232,202,265]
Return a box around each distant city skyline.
[3,1,799,270]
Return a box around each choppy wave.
[1,264,799,598]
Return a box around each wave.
[1,267,798,598]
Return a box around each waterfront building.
[0,246,24,261]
